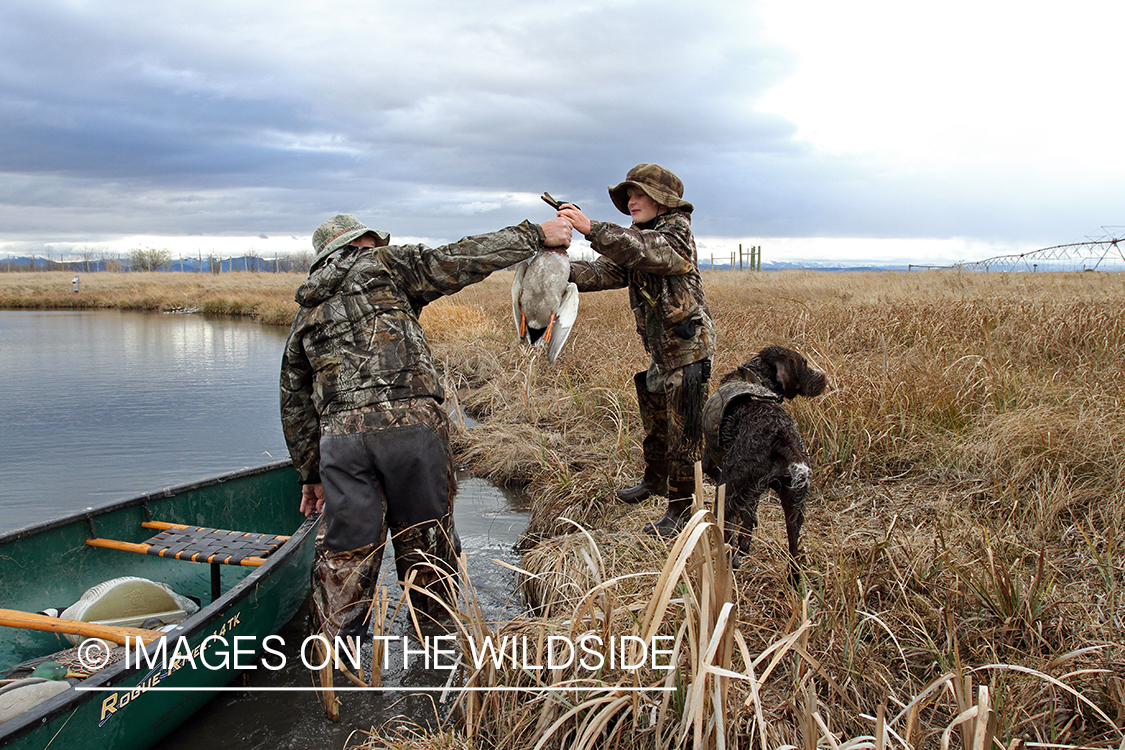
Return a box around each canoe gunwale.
[0,460,296,546]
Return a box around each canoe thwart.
[140,521,290,543]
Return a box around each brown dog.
[701,346,827,577]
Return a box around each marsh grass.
[7,268,1125,747]
[419,269,1125,749]
[407,497,738,750]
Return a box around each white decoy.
[511,246,579,363]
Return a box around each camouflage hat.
[311,214,390,269]
[608,163,693,216]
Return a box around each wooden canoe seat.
[86,521,290,567]
[86,522,292,602]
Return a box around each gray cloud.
[0,0,1116,253]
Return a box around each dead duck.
[511,246,579,363]
[0,662,81,723]
[2,643,127,683]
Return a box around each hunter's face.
[627,188,665,224]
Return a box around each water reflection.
[0,310,291,531]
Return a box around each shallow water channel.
[0,310,531,748]
[163,473,530,750]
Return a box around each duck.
[511,246,579,363]
[2,646,124,683]
[0,662,81,723]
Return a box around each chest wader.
[615,370,670,504]
[312,400,461,642]
[615,359,709,538]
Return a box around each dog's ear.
[774,353,801,399]
[757,346,799,398]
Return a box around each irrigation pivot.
[913,226,1125,272]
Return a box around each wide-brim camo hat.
[312,214,390,269]
[608,163,693,216]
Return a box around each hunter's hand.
[540,217,573,248]
[558,206,591,236]
[299,483,325,517]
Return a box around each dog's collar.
[714,379,783,406]
[734,363,780,393]
[736,364,757,383]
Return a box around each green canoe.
[0,461,315,749]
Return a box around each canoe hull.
[0,462,315,750]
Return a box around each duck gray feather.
[511,247,579,363]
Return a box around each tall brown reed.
[424,268,1125,748]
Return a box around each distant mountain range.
[4,254,918,273]
[4,255,1117,274]
[0,255,304,273]
[703,259,919,272]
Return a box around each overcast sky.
[1,0,1121,264]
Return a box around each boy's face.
[627,187,665,224]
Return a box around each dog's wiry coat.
[702,346,827,577]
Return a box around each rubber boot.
[643,498,693,538]
[615,460,668,504]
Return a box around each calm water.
[0,309,530,748]
[0,309,292,532]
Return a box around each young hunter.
[557,163,715,536]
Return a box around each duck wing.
[545,282,579,363]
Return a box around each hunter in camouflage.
[281,213,572,639]
[557,164,715,537]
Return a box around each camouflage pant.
[311,397,460,639]
[636,359,710,496]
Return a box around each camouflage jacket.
[569,211,715,372]
[280,221,546,483]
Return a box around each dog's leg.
[739,494,760,555]
[777,473,807,585]
[722,480,760,562]
[724,474,763,560]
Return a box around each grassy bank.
[6,269,1125,747]
[422,268,1125,749]
[0,271,301,325]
